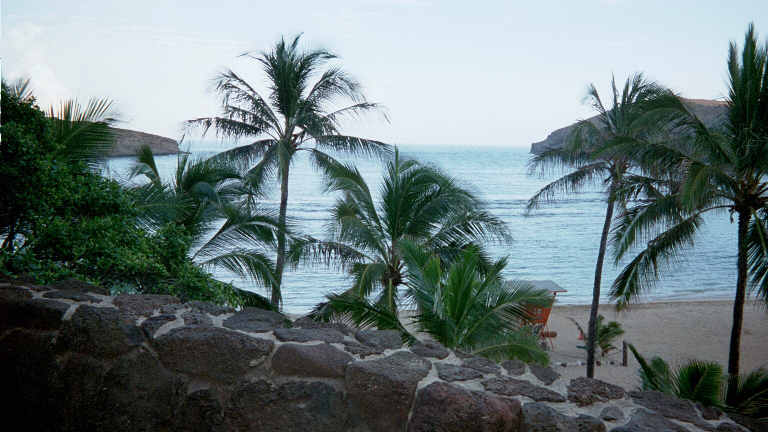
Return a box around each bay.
[106,145,737,314]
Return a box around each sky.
[2,1,767,148]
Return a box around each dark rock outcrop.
[109,127,179,157]
[272,343,352,378]
[530,98,728,154]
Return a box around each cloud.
[3,20,72,106]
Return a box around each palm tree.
[527,74,675,378]
[609,24,768,392]
[628,344,724,407]
[187,34,391,307]
[299,149,511,323]
[402,241,552,363]
[130,146,281,295]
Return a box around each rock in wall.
[0,279,754,431]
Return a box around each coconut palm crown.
[296,149,511,322]
[187,34,391,307]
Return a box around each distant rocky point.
[530,99,728,154]
[109,127,179,157]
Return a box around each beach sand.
[546,300,768,389]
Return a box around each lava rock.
[521,402,606,432]
[226,380,350,432]
[154,326,273,383]
[462,356,501,374]
[482,377,566,402]
[600,405,625,422]
[355,329,403,349]
[568,377,626,406]
[502,359,527,376]
[182,311,213,326]
[408,382,522,432]
[0,328,60,430]
[529,364,561,385]
[411,340,450,359]
[57,305,145,358]
[293,316,354,335]
[43,290,100,303]
[272,343,352,378]
[630,390,703,424]
[274,327,345,343]
[696,402,723,420]
[436,363,484,382]
[140,314,178,338]
[0,296,69,331]
[175,389,226,432]
[342,341,385,357]
[346,351,431,432]
[222,307,289,333]
[611,408,690,432]
[114,294,181,317]
[187,300,234,316]
[97,350,187,432]
[49,278,109,295]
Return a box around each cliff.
[530,99,729,154]
[109,127,179,157]
[0,278,755,431]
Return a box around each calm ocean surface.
[106,145,736,313]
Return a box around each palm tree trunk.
[273,163,290,307]
[587,198,615,378]
[727,209,750,399]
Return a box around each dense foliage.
[0,82,269,307]
[629,344,768,420]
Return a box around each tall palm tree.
[299,149,511,323]
[610,24,768,393]
[527,74,675,378]
[130,146,281,292]
[188,34,391,307]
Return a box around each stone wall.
[0,279,755,431]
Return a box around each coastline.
[548,299,768,388]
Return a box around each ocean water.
[106,145,737,314]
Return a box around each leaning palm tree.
[299,149,511,323]
[527,73,675,378]
[609,24,768,393]
[130,146,281,294]
[187,34,391,307]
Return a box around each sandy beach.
[546,300,768,388]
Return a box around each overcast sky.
[2,1,766,148]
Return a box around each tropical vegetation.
[608,23,768,392]
[526,73,677,377]
[297,150,511,320]
[187,34,391,308]
[568,314,625,358]
[629,344,768,421]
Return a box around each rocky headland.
[530,99,728,154]
[109,127,179,157]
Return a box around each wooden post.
[622,341,628,367]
